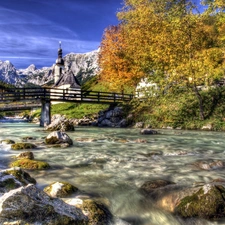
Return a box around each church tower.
[54,41,64,83]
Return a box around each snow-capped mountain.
[0,60,19,84]
[64,49,99,83]
[17,65,54,87]
[0,49,99,87]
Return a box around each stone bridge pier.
[40,100,51,127]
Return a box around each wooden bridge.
[0,87,134,126]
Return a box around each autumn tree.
[118,0,224,119]
[99,0,225,119]
[98,25,144,91]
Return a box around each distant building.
[136,78,159,97]
[52,42,81,90]
[51,42,81,102]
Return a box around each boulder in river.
[10,159,50,170]
[0,169,114,224]
[45,131,73,146]
[139,179,176,195]
[0,184,88,225]
[140,129,158,135]
[66,198,113,225]
[11,142,37,150]
[0,170,24,195]
[1,139,15,144]
[44,181,79,198]
[45,114,75,132]
[139,179,225,220]
[2,167,36,186]
[175,183,225,219]
[194,160,225,170]
[16,151,34,160]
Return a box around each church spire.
[58,41,63,60]
[56,41,64,65]
[54,41,64,84]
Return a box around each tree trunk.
[193,86,205,120]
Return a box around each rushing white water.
[1,122,225,225]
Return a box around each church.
[52,42,81,90]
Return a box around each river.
[0,122,225,225]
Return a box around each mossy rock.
[16,151,34,160]
[3,167,36,185]
[175,184,225,219]
[11,142,37,150]
[79,199,112,225]
[22,136,36,141]
[9,159,50,170]
[45,136,60,145]
[1,139,15,144]
[0,177,19,191]
[139,179,176,195]
[45,131,73,146]
[44,181,79,198]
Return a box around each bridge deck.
[0,87,134,111]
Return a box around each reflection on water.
[1,123,225,224]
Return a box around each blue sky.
[0,0,123,69]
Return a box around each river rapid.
[1,122,225,225]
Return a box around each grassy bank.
[31,102,109,120]
[127,87,225,131]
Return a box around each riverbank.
[21,86,225,132]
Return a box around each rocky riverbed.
[0,129,225,225]
[1,121,225,224]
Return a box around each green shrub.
[128,86,225,131]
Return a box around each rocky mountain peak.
[0,49,99,87]
[27,64,37,71]
[0,60,18,84]
[63,49,99,84]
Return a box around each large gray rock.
[139,179,176,195]
[0,171,23,195]
[45,114,74,132]
[175,183,225,219]
[2,167,36,186]
[45,131,73,146]
[99,119,113,127]
[0,168,36,197]
[66,198,113,225]
[0,184,88,224]
[97,106,126,127]
[139,179,225,220]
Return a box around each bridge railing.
[0,87,134,104]
[0,87,48,101]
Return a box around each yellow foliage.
[99,0,225,94]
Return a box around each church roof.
[53,70,81,89]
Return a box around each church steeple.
[54,41,65,83]
[56,41,64,66]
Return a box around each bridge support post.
[40,100,51,127]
